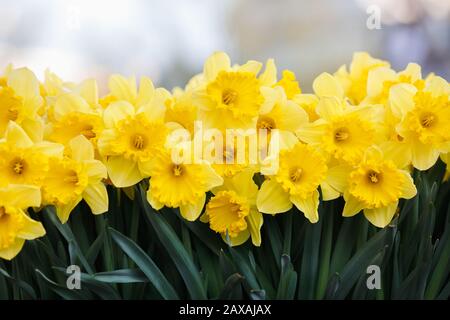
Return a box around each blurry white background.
[0,0,448,92]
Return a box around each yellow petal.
[366,66,396,98]
[202,164,224,190]
[257,179,292,214]
[56,196,82,223]
[136,76,155,107]
[7,68,40,100]
[316,97,343,120]
[326,165,350,193]
[108,74,137,103]
[17,212,46,240]
[146,185,164,210]
[260,86,277,114]
[0,238,25,260]
[238,60,262,74]
[342,192,365,217]
[399,170,417,199]
[107,156,143,188]
[411,140,440,170]
[103,101,135,128]
[221,229,250,247]
[313,72,344,98]
[380,141,412,169]
[33,141,64,158]
[20,118,44,142]
[204,52,230,81]
[69,135,94,161]
[54,93,91,119]
[296,121,327,144]
[400,63,422,81]
[83,182,109,215]
[5,121,33,148]
[247,209,263,246]
[179,193,205,221]
[320,182,340,201]
[276,101,309,131]
[259,58,277,86]
[77,78,98,106]
[1,184,41,208]
[290,189,319,223]
[364,202,398,228]
[389,83,416,118]
[425,75,449,96]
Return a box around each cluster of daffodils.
[0,52,449,260]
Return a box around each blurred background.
[0,0,449,92]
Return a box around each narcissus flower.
[327,148,417,227]
[98,99,168,187]
[257,142,329,223]
[387,75,450,170]
[0,184,45,260]
[146,146,223,221]
[202,169,263,246]
[296,96,380,164]
[193,52,270,130]
[42,135,108,223]
[0,121,63,187]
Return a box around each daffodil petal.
[56,196,82,224]
[69,135,94,161]
[313,72,344,98]
[399,170,417,199]
[179,193,206,221]
[204,52,230,81]
[107,156,143,188]
[17,212,46,240]
[0,238,25,260]
[290,190,320,223]
[342,193,365,217]
[103,101,135,128]
[257,179,292,214]
[83,182,109,215]
[247,209,263,246]
[364,202,398,228]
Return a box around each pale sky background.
[0,0,448,93]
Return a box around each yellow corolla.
[275,70,302,99]
[42,135,108,223]
[146,146,223,221]
[0,184,46,260]
[193,52,272,130]
[334,52,389,105]
[0,67,44,141]
[296,96,381,164]
[327,147,416,228]
[257,142,329,223]
[0,121,64,187]
[46,92,103,146]
[202,169,263,246]
[98,100,168,187]
[387,75,450,170]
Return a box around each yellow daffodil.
[257,142,329,223]
[45,92,103,146]
[146,145,223,221]
[193,52,271,130]
[0,67,44,141]
[387,75,450,170]
[296,96,381,164]
[42,135,108,223]
[0,184,45,260]
[0,121,63,187]
[98,99,168,187]
[275,70,302,99]
[202,169,263,246]
[327,147,417,228]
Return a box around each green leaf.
[109,227,179,299]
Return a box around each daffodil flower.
[145,143,223,221]
[0,121,64,187]
[0,184,45,260]
[98,92,169,187]
[202,169,263,246]
[0,67,44,141]
[326,147,417,228]
[386,75,450,170]
[257,142,330,223]
[42,135,108,223]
